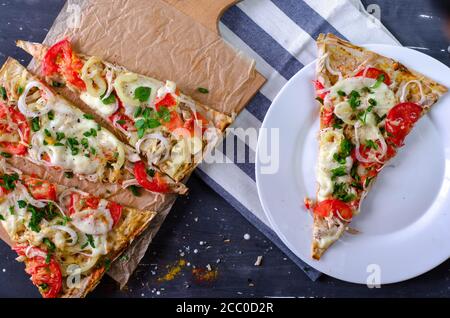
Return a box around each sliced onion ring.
[18,81,54,118]
[50,225,78,246]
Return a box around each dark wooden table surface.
[0,0,449,298]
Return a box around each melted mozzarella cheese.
[80,92,117,116]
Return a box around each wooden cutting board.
[163,0,266,98]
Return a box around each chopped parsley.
[337,90,346,97]
[331,166,347,180]
[134,106,143,118]
[368,98,377,106]
[348,90,361,109]
[8,206,14,215]
[333,182,356,202]
[51,81,65,88]
[134,86,151,102]
[0,215,4,221]
[0,152,12,158]
[0,173,19,191]
[81,138,89,149]
[64,171,74,179]
[333,139,353,164]
[17,87,24,95]
[147,168,156,178]
[197,87,209,94]
[157,106,171,123]
[86,234,95,248]
[66,137,80,156]
[48,111,55,120]
[371,74,385,89]
[31,117,40,132]
[0,86,7,100]
[56,132,65,141]
[129,185,141,197]
[365,139,378,150]
[83,128,97,137]
[83,114,94,120]
[44,129,52,137]
[18,200,27,209]
[101,93,116,105]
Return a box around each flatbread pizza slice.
[0,58,186,195]
[18,39,233,182]
[310,34,447,259]
[0,159,156,298]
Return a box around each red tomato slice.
[0,103,30,156]
[313,199,353,220]
[355,67,391,85]
[385,102,422,147]
[183,112,209,136]
[155,93,177,111]
[14,245,62,298]
[321,105,334,127]
[108,96,135,131]
[22,176,57,201]
[313,80,329,100]
[163,111,184,132]
[43,39,86,90]
[134,161,169,193]
[68,193,122,226]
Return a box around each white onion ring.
[324,53,343,80]
[122,178,140,189]
[400,80,425,105]
[37,199,66,218]
[102,69,115,100]
[18,81,54,118]
[50,225,78,246]
[58,188,89,213]
[136,133,170,163]
[25,246,47,259]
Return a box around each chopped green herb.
[315,97,324,104]
[0,173,19,191]
[86,234,95,248]
[18,200,27,209]
[17,87,24,95]
[0,86,7,100]
[134,106,143,118]
[350,164,360,182]
[90,147,97,155]
[368,98,377,106]
[331,166,347,180]
[51,81,64,88]
[64,171,74,179]
[0,152,12,158]
[0,215,4,221]
[45,253,52,264]
[129,185,141,197]
[348,90,361,109]
[48,111,55,120]
[371,74,385,89]
[362,86,373,94]
[28,205,42,232]
[104,258,111,271]
[43,238,56,252]
[8,206,14,215]
[54,142,64,147]
[44,129,52,137]
[337,90,346,97]
[365,139,378,150]
[56,132,65,141]
[39,283,49,290]
[147,169,156,178]
[365,176,373,187]
[333,182,356,202]
[197,87,209,94]
[31,117,40,132]
[81,138,89,149]
[83,114,94,120]
[97,124,102,131]
[157,106,171,123]
[375,113,387,124]
[116,119,126,125]
[134,87,151,102]
[101,93,116,105]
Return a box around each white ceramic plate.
[255,45,450,284]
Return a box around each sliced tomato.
[108,96,135,131]
[0,103,30,156]
[134,161,169,193]
[321,105,334,127]
[313,80,329,100]
[154,93,177,111]
[385,102,422,147]
[313,199,353,220]
[68,193,121,226]
[355,67,391,85]
[162,110,184,132]
[43,39,85,90]
[22,176,57,201]
[182,112,209,137]
[14,245,62,298]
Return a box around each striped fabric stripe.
[198,0,400,280]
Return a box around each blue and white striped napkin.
[197,0,400,280]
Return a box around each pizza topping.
[356,67,391,86]
[70,208,114,235]
[80,56,107,98]
[134,161,169,193]
[399,80,425,105]
[313,199,353,220]
[0,103,30,156]
[43,39,85,91]
[136,133,170,164]
[385,102,422,147]
[18,81,54,118]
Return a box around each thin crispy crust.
[17,40,233,182]
[20,206,156,298]
[312,34,448,260]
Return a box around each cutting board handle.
[163,0,239,34]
